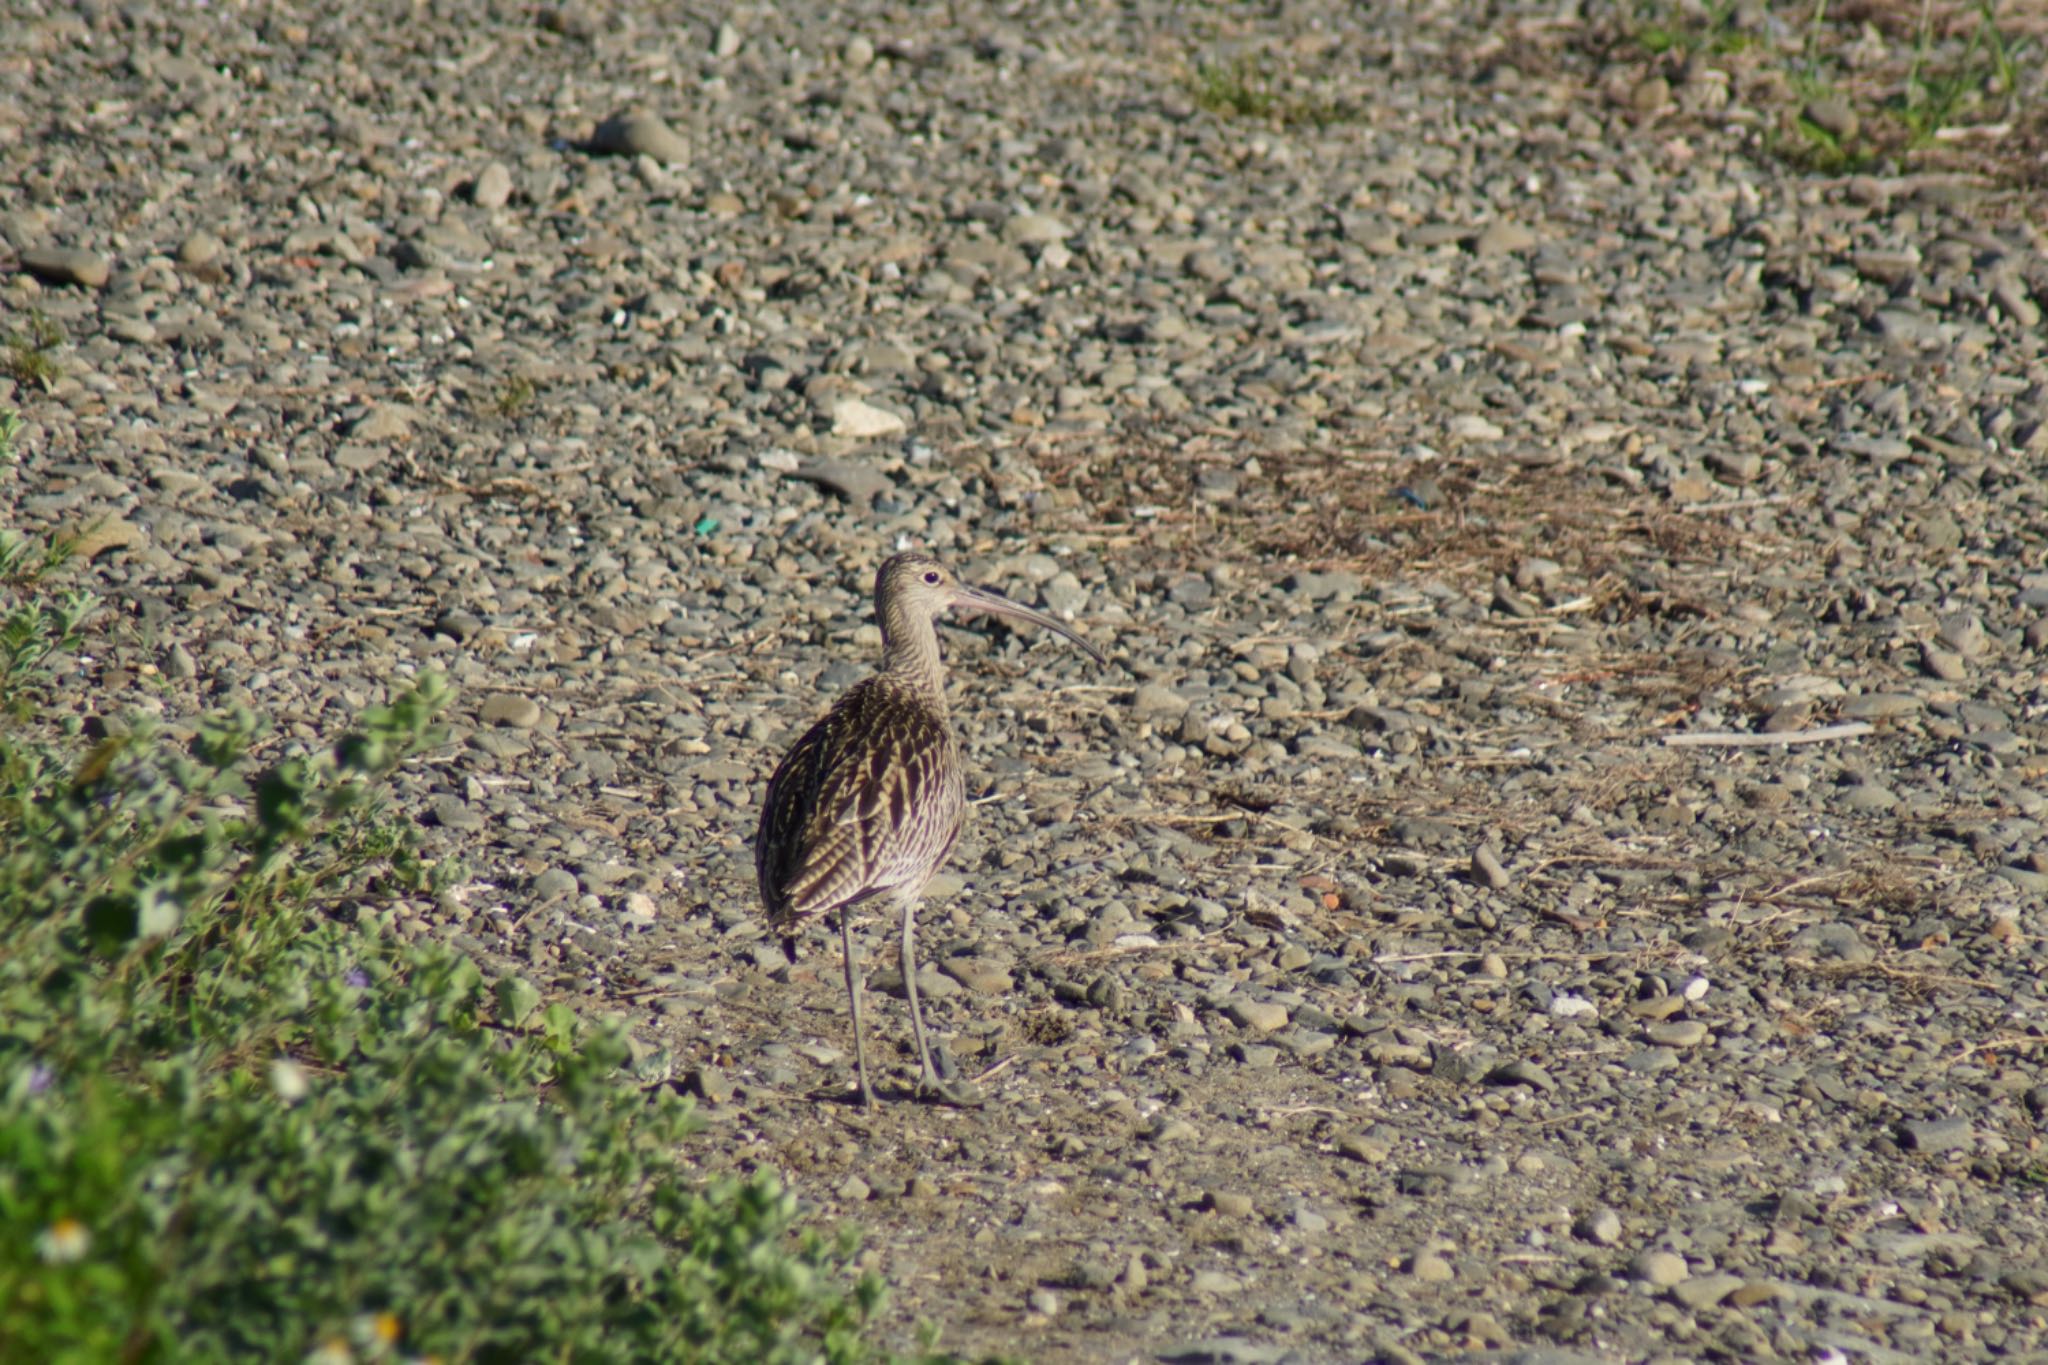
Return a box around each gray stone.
[1630,1251,1689,1287]
[1131,681,1189,720]
[1224,1000,1288,1032]
[481,694,544,729]
[532,867,579,900]
[1897,1118,1975,1154]
[591,113,690,164]
[20,245,111,288]
[471,161,515,209]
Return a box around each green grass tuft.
[1184,53,1361,127]
[3,311,64,394]
[490,374,539,417]
[1189,55,1280,118]
[1622,0,2037,174]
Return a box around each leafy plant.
[0,660,886,1362]
[0,589,94,713]
[0,407,22,463]
[0,528,79,587]
[0,530,93,713]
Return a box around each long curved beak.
[948,583,1106,666]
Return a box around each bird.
[755,550,1106,1107]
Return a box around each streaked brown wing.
[755,679,964,926]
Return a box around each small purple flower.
[345,968,370,989]
[27,1063,53,1095]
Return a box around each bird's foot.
[915,1073,984,1108]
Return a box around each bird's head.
[875,551,1105,665]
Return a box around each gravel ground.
[7,1,2048,1360]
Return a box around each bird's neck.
[879,610,947,701]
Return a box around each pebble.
[429,795,485,831]
[178,231,225,267]
[831,398,908,438]
[1003,213,1071,245]
[1118,1255,1148,1294]
[20,245,111,288]
[1897,1118,1975,1154]
[1839,692,1921,720]
[1337,1134,1391,1165]
[1487,1059,1556,1091]
[481,695,544,729]
[62,517,143,560]
[1922,643,1968,681]
[937,956,1014,994]
[531,868,578,900]
[1578,1208,1623,1246]
[1223,1000,1288,1033]
[1473,221,1536,256]
[471,161,515,209]
[1131,682,1190,720]
[1449,414,1504,441]
[1408,1253,1454,1283]
[1206,1190,1254,1217]
[1470,844,1509,889]
[347,404,414,441]
[1670,1273,1747,1310]
[590,113,690,164]
[1837,784,1899,813]
[1709,450,1764,483]
[684,1065,733,1104]
[1630,1251,1689,1287]
[1938,614,1989,657]
[1644,1020,1708,1048]
[434,608,485,642]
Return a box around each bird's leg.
[901,891,982,1107]
[840,910,876,1109]
[899,892,939,1085]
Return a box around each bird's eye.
[923,571,942,584]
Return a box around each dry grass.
[1025,431,1773,612]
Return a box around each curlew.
[756,551,1106,1107]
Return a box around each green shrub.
[0,591,883,1362]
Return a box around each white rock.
[1450,414,1505,441]
[831,398,907,438]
